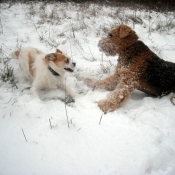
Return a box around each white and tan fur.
[11,47,76,99]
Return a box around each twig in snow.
[21,128,27,142]
[71,26,75,38]
[88,46,95,61]
[12,99,17,105]
[69,118,75,127]
[69,22,75,38]
[74,45,88,60]
[0,17,3,34]
[69,38,73,61]
[0,5,3,34]
[77,128,81,132]
[21,87,31,92]
[32,21,43,41]
[6,97,12,104]
[64,79,70,128]
[70,118,73,124]
[49,119,52,129]
[99,114,104,125]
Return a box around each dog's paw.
[85,78,97,88]
[97,99,116,114]
[68,91,76,99]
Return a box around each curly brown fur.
[86,24,175,113]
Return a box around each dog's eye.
[108,34,113,38]
[65,59,69,64]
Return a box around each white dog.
[11,47,76,99]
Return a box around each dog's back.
[11,47,43,81]
[144,51,175,96]
[119,41,175,96]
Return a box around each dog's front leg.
[86,71,119,91]
[65,87,76,98]
[97,78,137,113]
[31,86,40,99]
[60,81,76,98]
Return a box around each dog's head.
[45,49,76,74]
[98,25,138,56]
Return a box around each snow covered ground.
[0,2,175,175]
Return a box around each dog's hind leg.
[170,94,175,105]
[170,85,175,105]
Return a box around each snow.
[0,2,175,175]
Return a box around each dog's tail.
[11,50,20,59]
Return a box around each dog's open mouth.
[103,49,117,56]
[64,68,74,72]
[100,49,111,56]
[105,50,111,56]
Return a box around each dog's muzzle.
[98,39,118,56]
[64,62,76,73]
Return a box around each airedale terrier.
[86,24,175,113]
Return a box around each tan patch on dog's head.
[45,52,68,65]
[98,24,139,55]
[108,25,133,39]
[45,49,76,73]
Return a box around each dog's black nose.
[72,62,76,67]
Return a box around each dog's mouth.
[105,50,112,56]
[98,40,118,56]
[99,48,112,56]
[98,44,112,56]
[64,68,74,72]
[100,48,117,57]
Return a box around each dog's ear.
[56,49,63,54]
[45,53,57,61]
[119,25,132,38]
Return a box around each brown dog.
[86,24,175,113]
